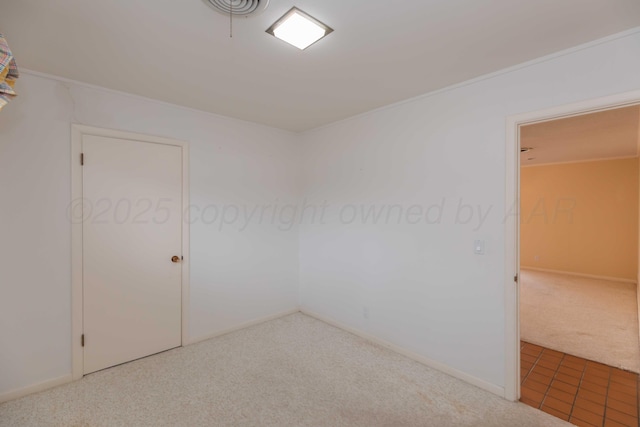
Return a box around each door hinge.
[80,153,84,165]
[81,334,85,347]
[514,274,518,283]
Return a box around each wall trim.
[71,124,191,380]
[2,308,507,403]
[300,309,505,398]
[1,309,299,403]
[0,374,73,404]
[521,267,637,284]
[187,309,301,345]
[306,27,640,135]
[521,155,639,168]
[20,27,640,137]
[20,69,295,136]
[505,88,640,402]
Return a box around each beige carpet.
[520,269,640,373]
[0,313,568,427]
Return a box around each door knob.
[171,256,181,263]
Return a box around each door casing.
[504,90,640,401]
[71,124,190,380]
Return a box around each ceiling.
[2,1,640,132]
[521,105,640,166]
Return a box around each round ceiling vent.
[202,0,269,16]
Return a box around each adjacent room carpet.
[0,313,568,427]
[520,269,640,373]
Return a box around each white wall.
[0,73,300,397]
[2,28,640,402]
[298,30,640,392]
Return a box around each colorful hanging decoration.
[0,34,19,111]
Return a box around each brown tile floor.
[520,341,640,426]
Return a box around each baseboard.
[187,308,301,345]
[1,309,300,404]
[2,309,504,403]
[0,374,73,404]
[522,267,637,284]
[300,308,505,398]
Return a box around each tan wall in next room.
[520,158,639,281]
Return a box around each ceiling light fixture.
[266,7,333,50]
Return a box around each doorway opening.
[505,90,640,411]
[518,105,640,425]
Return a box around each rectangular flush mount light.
[266,7,333,50]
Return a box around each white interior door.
[82,134,182,374]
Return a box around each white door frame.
[504,89,640,401]
[71,124,190,380]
